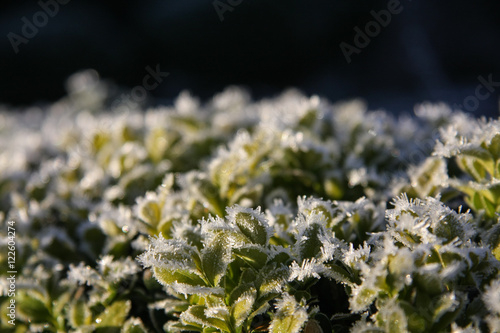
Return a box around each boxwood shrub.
[0,71,499,332]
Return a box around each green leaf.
[469,191,498,218]
[69,299,92,328]
[471,192,484,214]
[487,133,500,160]
[197,177,226,217]
[95,300,131,328]
[256,264,288,296]
[153,266,207,287]
[138,200,161,228]
[374,301,408,333]
[298,109,317,128]
[472,160,489,180]
[430,293,464,332]
[488,225,500,261]
[433,214,465,242]
[233,247,268,269]
[459,146,493,162]
[325,263,355,285]
[169,321,204,332]
[350,287,377,312]
[482,194,497,218]
[269,294,308,333]
[53,291,72,320]
[432,293,457,322]
[202,233,231,287]
[121,318,149,333]
[267,251,292,266]
[324,178,344,200]
[17,290,53,325]
[181,305,230,332]
[234,211,268,245]
[229,282,255,306]
[298,223,323,260]
[415,273,443,296]
[231,288,257,329]
[239,267,257,285]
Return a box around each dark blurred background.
[1,0,499,116]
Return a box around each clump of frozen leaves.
[138,196,385,332]
[346,194,499,332]
[405,113,500,261]
[0,70,500,332]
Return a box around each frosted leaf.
[279,129,330,160]
[91,203,138,237]
[432,292,461,324]
[122,317,148,333]
[349,284,378,313]
[256,263,288,295]
[131,234,149,251]
[67,263,101,286]
[342,242,371,268]
[180,305,230,332]
[200,215,238,236]
[226,205,271,245]
[450,322,482,333]
[151,298,189,315]
[387,247,415,277]
[257,89,318,131]
[292,212,331,261]
[406,157,448,198]
[414,102,452,124]
[204,304,229,320]
[97,255,140,283]
[486,315,500,333]
[347,167,370,188]
[211,86,250,111]
[350,313,378,333]
[210,87,256,132]
[266,198,293,217]
[170,219,202,247]
[318,232,342,262]
[269,293,309,333]
[201,232,234,287]
[288,258,323,282]
[484,278,500,315]
[433,118,500,161]
[137,234,200,273]
[169,282,224,298]
[386,195,476,246]
[231,289,257,328]
[298,196,334,223]
[373,298,409,333]
[416,262,442,282]
[439,261,466,282]
[174,91,200,115]
[331,197,386,241]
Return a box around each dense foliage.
[1,71,500,332]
